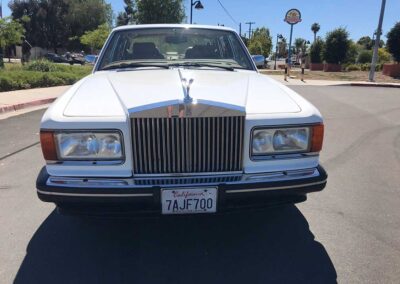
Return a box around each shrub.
[357,50,373,64]
[0,64,92,91]
[323,28,350,64]
[359,63,382,71]
[386,22,400,63]
[345,40,361,64]
[0,77,14,91]
[24,60,58,72]
[378,48,391,63]
[346,64,361,71]
[310,39,324,63]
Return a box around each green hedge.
[345,63,383,72]
[0,60,92,92]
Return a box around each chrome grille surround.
[131,114,245,175]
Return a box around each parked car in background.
[251,54,267,69]
[43,52,85,65]
[44,53,65,63]
[64,52,86,65]
[84,54,98,65]
[37,24,327,216]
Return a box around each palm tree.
[294,38,306,54]
[311,23,321,42]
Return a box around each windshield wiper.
[101,62,170,71]
[169,62,235,71]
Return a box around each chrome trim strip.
[225,180,327,193]
[37,189,153,198]
[133,170,243,177]
[45,168,321,189]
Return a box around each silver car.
[251,54,267,69]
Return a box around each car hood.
[63,69,301,117]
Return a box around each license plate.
[161,187,217,215]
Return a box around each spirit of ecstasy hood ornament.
[181,78,194,104]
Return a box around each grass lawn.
[260,69,400,83]
[0,61,93,92]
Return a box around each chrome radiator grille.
[131,116,244,174]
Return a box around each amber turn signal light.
[40,131,58,161]
[310,124,324,152]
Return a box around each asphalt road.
[1,86,400,283]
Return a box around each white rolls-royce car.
[37,24,327,215]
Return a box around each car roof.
[113,24,237,33]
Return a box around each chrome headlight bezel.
[250,125,314,159]
[54,130,125,162]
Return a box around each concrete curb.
[348,83,400,88]
[0,98,56,114]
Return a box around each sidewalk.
[267,74,400,87]
[0,86,70,114]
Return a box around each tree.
[9,0,69,52]
[248,27,272,58]
[357,36,373,50]
[278,37,287,58]
[0,17,25,49]
[80,24,111,53]
[323,28,350,64]
[311,23,320,42]
[116,0,136,26]
[66,0,113,50]
[386,22,400,63]
[0,17,25,65]
[346,40,361,64]
[135,0,185,24]
[357,50,373,64]
[9,0,112,52]
[310,38,323,63]
[294,38,306,54]
[378,48,391,63]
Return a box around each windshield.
[97,28,254,71]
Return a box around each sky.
[2,0,399,43]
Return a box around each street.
[0,85,399,283]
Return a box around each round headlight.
[252,130,273,154]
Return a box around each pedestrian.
[21,37,32,65]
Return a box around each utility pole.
[369,0,386,82]
[245,22,255,39]
[239,23,242,37]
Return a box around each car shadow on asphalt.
[14,205,337,284]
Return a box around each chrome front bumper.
[36,166,327,213]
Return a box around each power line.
[245,22,255,39]
[216,0,238,25]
